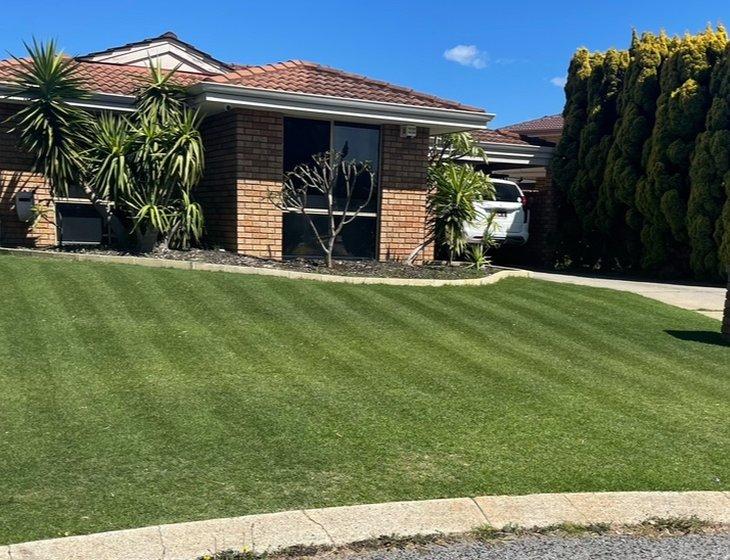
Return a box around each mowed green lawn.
[0,255,728,544]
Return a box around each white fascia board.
[0,83,135,112]
[465,141,555,166]
[190,83,493,133]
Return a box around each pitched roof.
[0,36,484,113]
[206,60,483,112]
[503,114,563,132]
[78,31,233,73]
[0,57,207,96]
[471,128,554,147]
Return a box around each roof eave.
[190,82,493,134]
[469,141,555,167]
[0,82,136,112]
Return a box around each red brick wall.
[0,102,56,247]
[378,125,432,262]
[198,108,283,259]
[198,111,239,252]
[236,109,283,259]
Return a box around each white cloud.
[550,76,568,87]
[443,45,488,69]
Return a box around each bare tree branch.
[270,150,376,267]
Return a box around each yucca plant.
[9,41,206,251]
[7,40,128,242]
[406,132,492,264]
[8,39,89,195]
[87,104,204,249]
[428,162,493,264]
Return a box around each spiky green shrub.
[688,43,730,275]
[9,41,205,250]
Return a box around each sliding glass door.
[282,117,380,259]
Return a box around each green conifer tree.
[637,27,727,273]
[688,40,730,277]
[583,49,629,266]
[601,32,669,268]
[550,48,594,263]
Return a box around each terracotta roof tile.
[206,60,483,111]
[0,55,483,112]
[471,128,554,147]
[503,114,563,132]
[0,57,206,96]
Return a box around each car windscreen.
[493,182,521,202]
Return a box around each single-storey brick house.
[0,32,491,262]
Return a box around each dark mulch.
[47,246,492,279]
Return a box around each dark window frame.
[282,117,382,260]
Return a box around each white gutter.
[189,82,493,133]
[467,141,554,167]
[0,83,136,112]
[1,79,492,132]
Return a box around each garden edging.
[4,492,729,560]
[0,247,531,286]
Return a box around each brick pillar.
[0,102,56,247]
[523,167,557,266]
[235,109,283,259]
[198,111,239,252]
[722,268,730,342]
[198,108,283,259]
[378,125,431,263]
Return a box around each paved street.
[317,534,730,560]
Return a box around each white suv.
[464,178,529,246]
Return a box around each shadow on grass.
[665,330,729,347]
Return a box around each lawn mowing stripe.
[511,281,729,392]
[476,282,728,428]
[437,284,729,468]
[472,279,728,398]
[492,284,730,473]
[0,260,121,540]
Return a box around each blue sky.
[1,1,727,127]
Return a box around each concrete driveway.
[531,272,726,320]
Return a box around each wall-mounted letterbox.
[15,191,34,222]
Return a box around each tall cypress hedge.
[637,28,727,272]
[600,32,669,268]
[583,49,628,264]
[551,48,593,263]
[688,42,730,275]
[552,26,729,278]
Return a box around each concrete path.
[4,492,729,560]
[531,271,726,320]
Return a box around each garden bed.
[46,246,491,279]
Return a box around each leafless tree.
[271,150,375,268]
